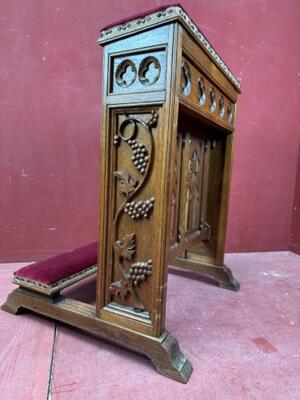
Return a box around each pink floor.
[1,252,299,400]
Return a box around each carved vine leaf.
[110,233,152,312]
[114,171,138,197]
[109,279,129,301]
[114,233,136,261]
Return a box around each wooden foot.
[1,288,192,383]
[150,333,193,383]
[1,290,24,315]
[216,265,240,291]
[171,257,240,291]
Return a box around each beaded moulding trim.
[98,6,240,90]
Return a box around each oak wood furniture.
[2,5,240,383]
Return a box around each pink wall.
[290,146,300,255]
[1,0,300,261]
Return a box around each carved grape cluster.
[124,198,155,220]
[127,139,149,174]
[129,260,152,287]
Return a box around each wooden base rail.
[1,288,192,383]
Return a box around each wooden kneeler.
[2,5,241,383]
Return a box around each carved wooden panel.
[109,232,152,311]
[110,50,166,94]
[169,128,215,257]
[170,114,227,262]
[181,135,227,262]
[102,107,169,322]
[180,56,235,126]
[178,132,204,239]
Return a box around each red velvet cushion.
[101,3,182,31]
[14,242,98,285]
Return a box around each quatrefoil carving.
[181,62,192,96]
[218,96,225,117]
[227,103,234,123]
[209,87,216,112]
[139,57,161,86]
[116,60,137,88]
[198,77,206,105]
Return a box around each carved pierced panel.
[227,102,234,123]
[181,62,192,96]
[179,57,236,126]
[110,50,166,94]
[209,87,216,112]
[218,95,225,118]
[115,60,137,88]
[198,77,206,105]
[139,56,161,86]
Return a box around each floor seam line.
[46,323,58,400]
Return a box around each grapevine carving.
[113,111,158,224]
[109,233,152,311]
[110,111,158,312]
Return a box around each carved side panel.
[178,132,204,239]
[164,104,231,265]
[170,130,215,250]
[180,57,236,127]
[107,109,162,316]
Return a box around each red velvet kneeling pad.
[14,242,98,285]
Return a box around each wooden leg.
[171,257,240,291]
[1,290,25,315]
[1,288,192,383]
[150,333,193,383]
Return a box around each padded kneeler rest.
[12,242,98,296]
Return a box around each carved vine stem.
[113,111,158,225]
